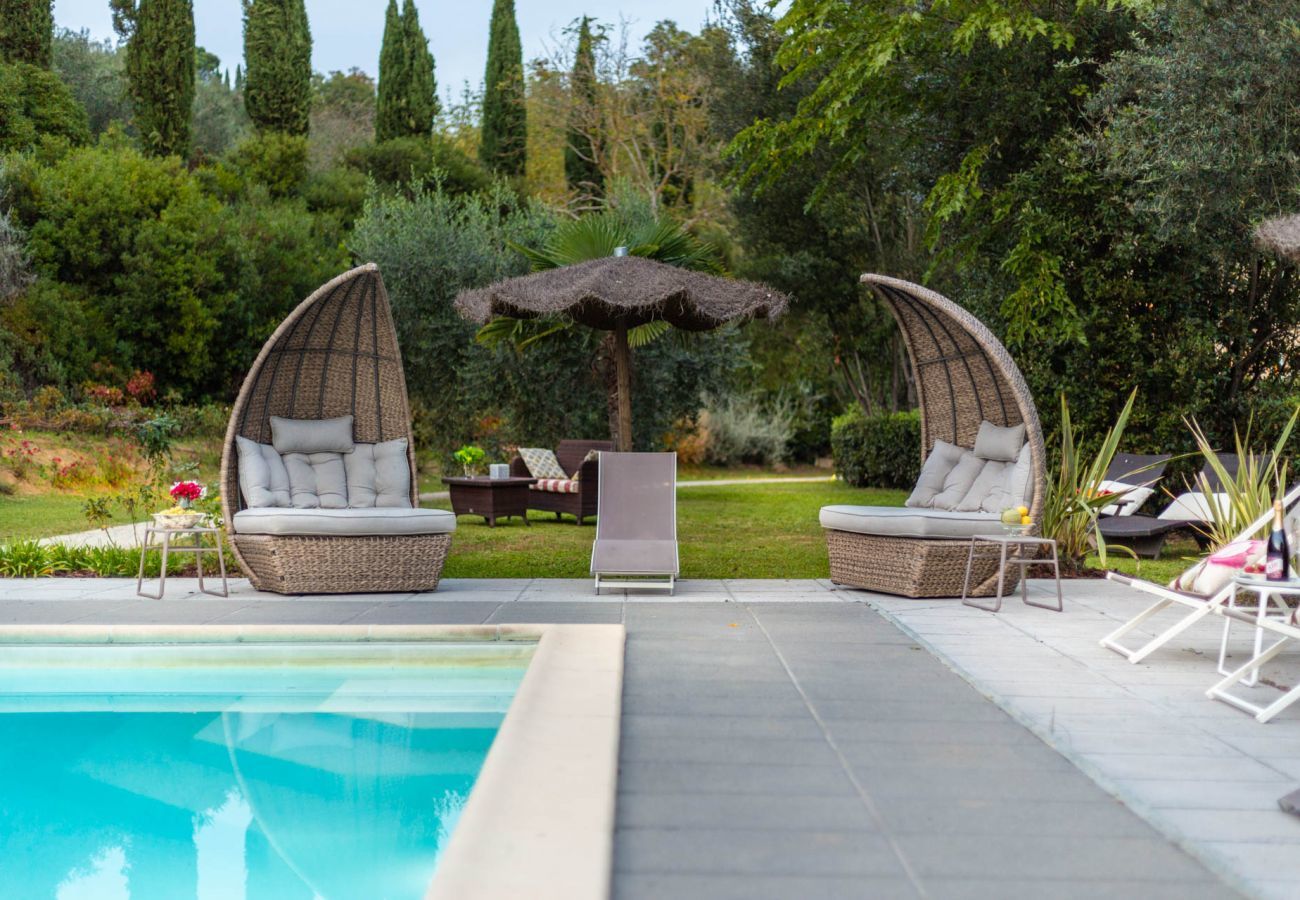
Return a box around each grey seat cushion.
[282,451,348,509]
[820,505,1001,539]
[235,436,291,508]
[233,507,456,536]
[344,439,412,508]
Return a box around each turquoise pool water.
[0,643,532,900]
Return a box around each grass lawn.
[0,493,128,543]
[430,481,905,579]
[1087,536,1201,587]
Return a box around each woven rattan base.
[233,533,451,594]
[825,529,1016,599]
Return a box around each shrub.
[344,135,492,197]
[831,409,921,488]
[0,61,90,153]
[225,132,310,198]
[700,392,795,467]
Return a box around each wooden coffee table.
[441,476,537,527]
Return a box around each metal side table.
[962,533,1063,613]
[136,524,229,599]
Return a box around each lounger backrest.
[595,452,677,542]
[1105,453,1169,487]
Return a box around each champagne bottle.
[1267,500,1290,581]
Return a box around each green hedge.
[831,409,921,488]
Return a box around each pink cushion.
[1208,539,1263,569]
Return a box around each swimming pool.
[0,643,533,900]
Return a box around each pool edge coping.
[0,622,626,900]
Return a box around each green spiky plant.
[1040,389,1141,572]
[1184,409,1298,550]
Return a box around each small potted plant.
[453,445,486,477]
[155,480,207,529]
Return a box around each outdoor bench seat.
[233,507,457,537]
[820,506,1002,540]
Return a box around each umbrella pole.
[613,323,633,452]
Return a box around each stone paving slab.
[863,578,1300,900]
[0,583,1242,898]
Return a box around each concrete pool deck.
[1,575,1293,898]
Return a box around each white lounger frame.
[1207,607,1300,723]
[1100,483,1300,664]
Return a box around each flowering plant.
[169,480,206,508]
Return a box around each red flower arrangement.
[169,481,206,507]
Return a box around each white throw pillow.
[270,415,355,454]
[345,439,413,508]
[929,452,987,510]
[906,441,967,508]
[235,436,290,508]
[282,451,348,509]
[518,447,566,480]
[973,421,1026,462]
[956,458,1013,513]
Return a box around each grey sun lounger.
[591,451,679,594]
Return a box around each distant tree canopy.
[242,0,312,135]
[480,0,525,176]
[0,0,54,68]
[564,16,602,199]
[376,0,437,141]
[112,0,195,158]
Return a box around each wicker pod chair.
[220,264,453,593]
[823,274,1047,598]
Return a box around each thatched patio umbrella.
[455,255,790,450]
[1256,214,1300,263]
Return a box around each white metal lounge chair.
[1207,606,1300,722]
[591,451,679,594]
[1100,483,1300,664]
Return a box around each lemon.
[1021,515,1032,526]
[1017,505,1029,517]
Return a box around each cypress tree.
[480,0,526,176]
[114,0,195,158]
[375,0,406,141]
[565,16,602,196]
[402,0,438,135]
[0,0,53,67]
[242,0,312,135]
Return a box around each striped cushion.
[531,478,580,494]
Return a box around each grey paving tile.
[813,699,1014,723]
[619,694,811,718]
[620,714,824,741]
[65,600,252,624]
[836,739,1077,773]
[619,736,841,767]
[0,600,126,624]
[614,827,908,877]
[875,797,1154,838]
[486,602,623,623]
[616,792,877,832]
[204,602,380,625]
[613,873,918,900]
[858,767,1117,804]
[824,719,1043,746]
[347,601,500,624]
[923,878,1240,900]
[895,834,1217,882]
[617,762,856,796]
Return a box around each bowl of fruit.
[153,506,206,530]
[1000,505,1033,535]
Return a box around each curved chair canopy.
[221,263,416,526]
[861,273,1047,514]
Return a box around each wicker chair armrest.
[575,458,600,488]
[509,457,530,478]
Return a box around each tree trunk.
[613,323,633,451]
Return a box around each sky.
[53,0,717,100]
